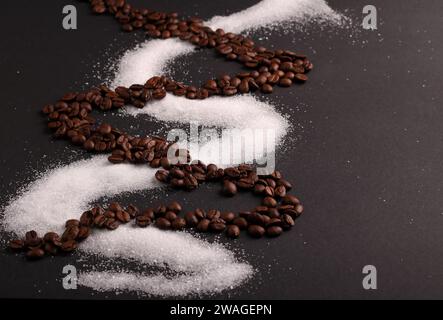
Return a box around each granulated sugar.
[207,0,346,33]
[2,156,160,235]
[79,226,252,297]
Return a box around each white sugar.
[207,0,346,33]
[79,227,252,297]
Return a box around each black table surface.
[1,0,442,300]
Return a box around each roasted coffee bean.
[171,217,186,230]
[62,226,79,241]
[43,232,62,245]
[126,204,139,218]
[79,210,94,226]
[262,196,277,207]
[226,225,240,238]
[167,201,182,213]
[248,212,265,226]
[281,214,295,229]
[116,210,131,223]
[24,230,42,248]
[164,211,177,221]
[254,184,266,195]
[185,212,199,227]
[98,123,112,135]
[264,186,275,197]
[274,185,287,198]
[65,219,80,228]
[26,248,45,259]
[197,219,210,232]
[277,179,292,190]
[233,217,248,230]
[155,169,169,182]
[105,218,120,230]
[77,226,91,240]
[136,215,152,227]
[248,225,265,238]
[261,84,273,94]
[294,73,308,82]
[206,209,221,220]
[194,208,206,219]
[209,219,226,233]
[220,211,235,223]
[44,243,58,255]
[267,208,280,218]
[278,78,292,87]
[61,240,78,252]
[282,195,300,205]
[109,202,123,212]
[266,225,283,237]
[156,217,171,230]
[9,239,25,251]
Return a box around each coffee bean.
[167,201,182,213]
[294,73,308,82]
[126,204,139,218]
[105,218,120,230]
[233,217,248,230]
[44,242,59,255]
[116,210,131,223]
[61,240,78,252]
[248,212,265,226]
[65,219,80,228]
[9,239,25,251]
[206,209,221,220]
[266,225,283,237]
[197,219,210,232]
[274,185,286,198]
[26,248,45,259]
[209,219,226,233]
[185,212,199,227]
[77,226,91,240]
[43,232,62,245]
[79,210,94,226]
[261,84,273,94]
[136,215,152,227]
[262,196,277,207]
[279,78,292,87]
[62,226,79,241]
[99,123,112,135]
[248,225,265,238]
[220,212,235,223]
[164,211,177,221]
[226,225,240,238]
[254,184,266,195]
[282,195,300,205]
[171,217,186,230]
[281,214,295,229]
[156,217,171,230]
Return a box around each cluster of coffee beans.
[8,0,310,260]
[88,0,312,98]
[10,186,301,259]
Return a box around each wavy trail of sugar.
[1,0,345,297]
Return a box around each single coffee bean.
[109,202,123,212]
[116,210,131,223]
[248,212,265,226]
[262,196,277,207]
[164,211,177,221]
[226,225,240,238]
[209,219,226,233]
[26,248,45,260]
[61,240,78,252]
[185,212,199,227]
[274,185,287,198]
[282,195,300,205]
[65,219,80,228]
[77,226,91,240]
[126,204,139,218]
[278,78,292,87]
[43,232,62,245]
[171,217,186,230]
[281,214,295,229]
[197,219,210,232]
[220,212,235,223]
[261,84,273,94]
[223,180,237,196]
[167,201,182,213]
[79,210,94,226]
[62,226,79,241]
[254,184,266,195]
[105,218,120,230]
[248,225,265,238]
[233,217,248,230]
[9,239,25,251]
[294,204,304,217]
[156,217,171,230]
[266,225,283,237]
[294,73,308,82]
[206,209,221,220]
[136,215,152,228]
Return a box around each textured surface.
[1,0,443,299]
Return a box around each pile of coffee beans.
[8,0,309,260]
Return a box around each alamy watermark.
[362,265,377,290]
[62,264,78,290]
[166,122,276,175]
[62,5,77,30]
[362,5,377,30]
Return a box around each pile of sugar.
[79,227,252,297]
[1,0,347,297]
[207,0,346,33]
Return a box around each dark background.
[1,0,442,300]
